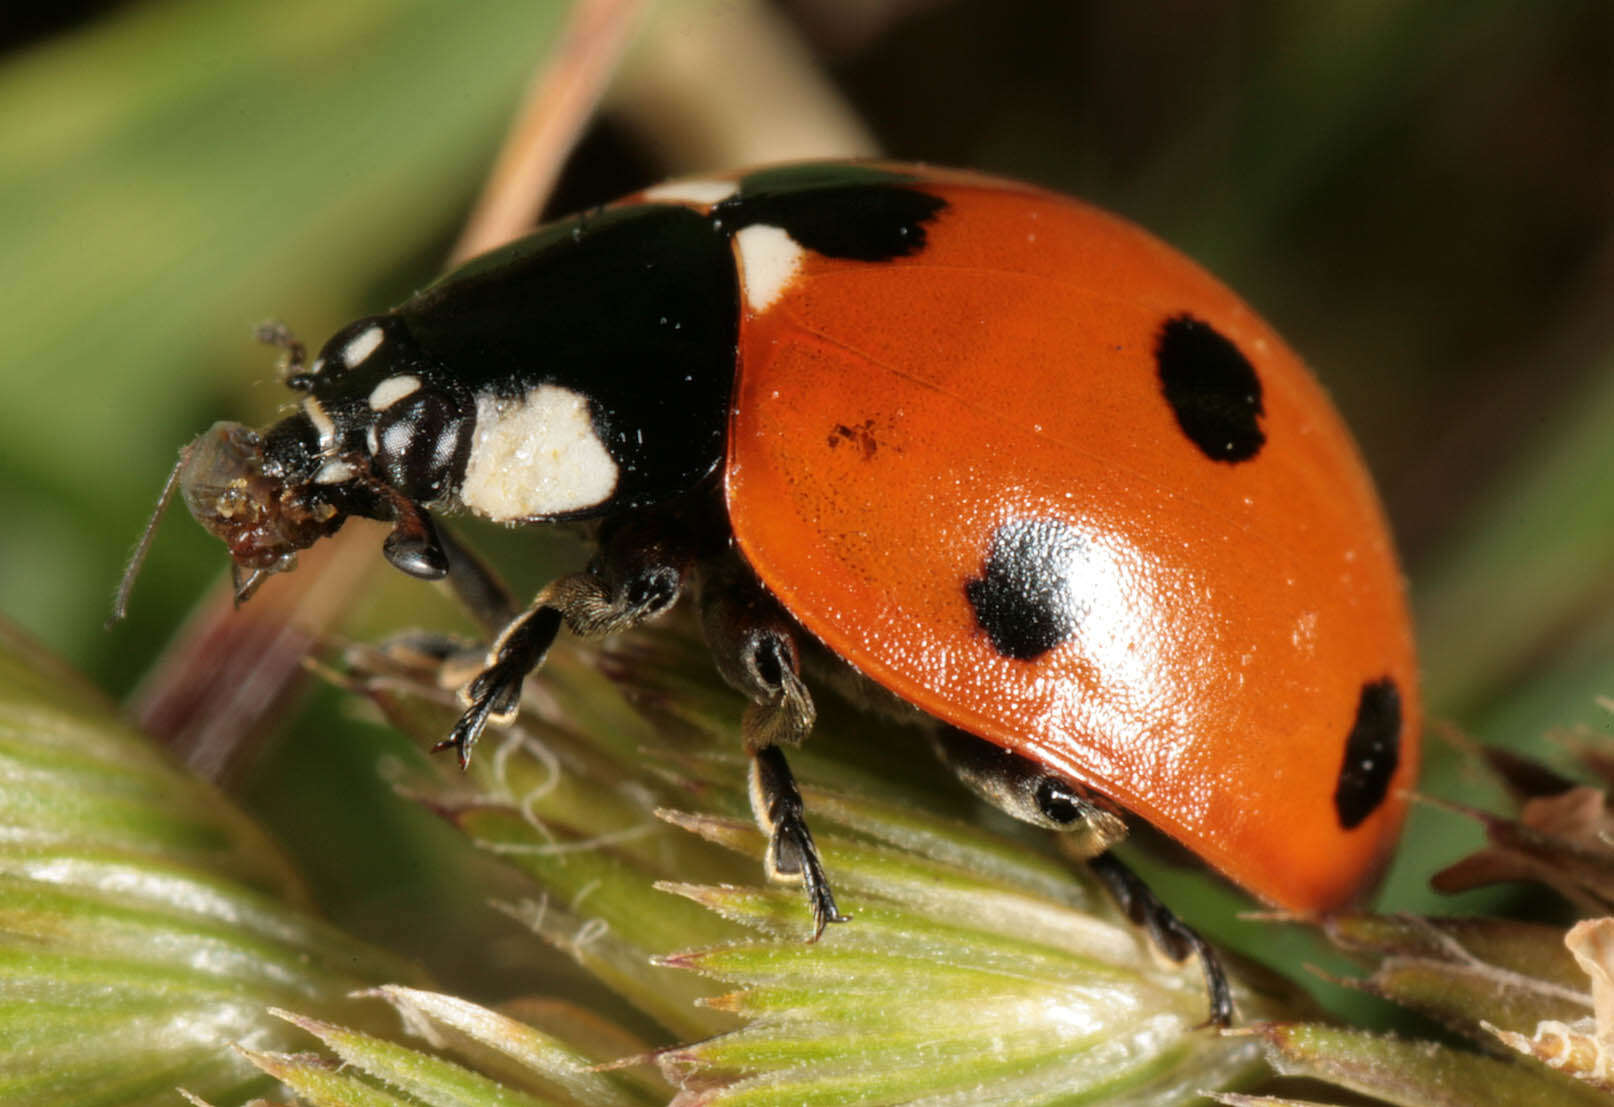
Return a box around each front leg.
[699,558,848,938]
[436,601,564,767]
[438,514,694,767]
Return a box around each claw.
[766,815,850,939]
[432,698,493,769]
[430,605,563,770]
[435,660,523,769]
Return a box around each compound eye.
[1035,776,1086,826]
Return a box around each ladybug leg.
[930,731,1228,1021]
[436,604,564,768]
[698,559,846,938]
[549,513,692,640]
[932,727,1128,854]
[1088,851,1234,1028]
[370,481,452,583]
[698,558,816,747]
[437,514,695,768]
[750,745,848,939]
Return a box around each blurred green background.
[2,0,1612,1023]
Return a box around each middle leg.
[698,556,848,938]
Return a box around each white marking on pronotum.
[313,458,358,485]
[343,325,384,367]
[641,178,737,207]
[459,384,618,521]
[302,397,336,451]
[735,224,805,313]
[368,374,421,411]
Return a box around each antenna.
[255,320,309,388]
[107,446,190,627]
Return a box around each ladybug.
[118,162,1420,1027]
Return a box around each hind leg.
[1088,851,1234,1027]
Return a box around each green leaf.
[362,986,653,1107]
[0,621,423,1106]
[267,1009,553,1107]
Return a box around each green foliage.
[0,624,422,1105]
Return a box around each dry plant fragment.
[1489,917,1614,1091]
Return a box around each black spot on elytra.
[714,167,947,262]
[1334,677,1403,830]
[1155,314,1266,463]
[965,519,1086,661]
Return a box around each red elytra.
[721,167,1419,916]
